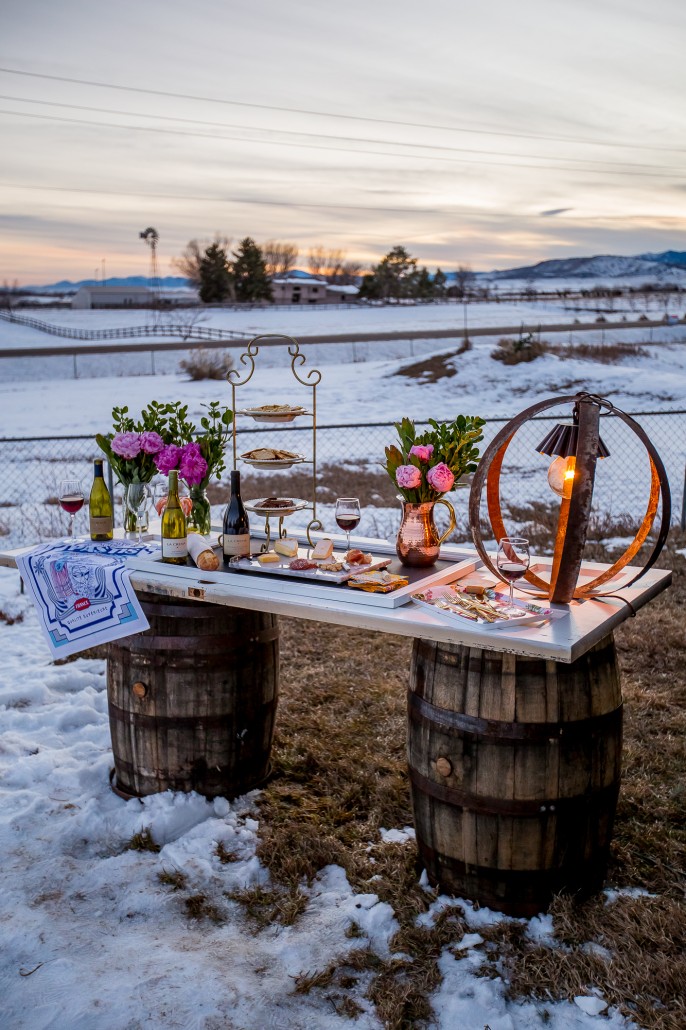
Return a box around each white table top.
[1,528,671,663]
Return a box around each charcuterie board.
[228,550,392,584]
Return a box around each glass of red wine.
[335,497,361,552]
[58,478,85,540]
[496,537,530,614]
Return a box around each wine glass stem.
[509,581,514,607]
[70,514,75,539]
[346,530,351,551]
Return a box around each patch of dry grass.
[392,342,471,384]
[225,531,686,1029]
[179,349,234,380]
[548,340,650,363]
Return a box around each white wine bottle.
[161,469,188,564]
[222,470,250,565]
[89,459,114,541]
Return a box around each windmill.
[139,227,160,305]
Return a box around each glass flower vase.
[187,484,212,536]
[124,483,149,535]
[395,497,456,567]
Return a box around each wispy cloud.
[540,208,572,217]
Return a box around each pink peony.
[426,462,455,494]
[409,444,434,462]
[111,432,142,460]
[139,430,165,455]
[155,444,183,475]
[179,441,208,486]
[396,464,422,490]
[155,495,193,517]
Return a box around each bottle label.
[222,533,251,558]
[162,537,188,558]
[89,516,113,534]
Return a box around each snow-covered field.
[0,297,682,1027]
[0,567,636,1030]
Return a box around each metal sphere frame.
[468,393,671,603]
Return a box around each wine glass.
[125,483,152,543]
[496,537,530,614]
[58,478,84,539]
[335,497,361,552]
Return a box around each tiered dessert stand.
[227,334,322,551]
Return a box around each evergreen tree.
[198,242,233,303]
[366,245,419,300]
[232,237,272,303]
[433,268,447,299]
[417,267,434,301]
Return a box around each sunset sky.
[1,0,685,284]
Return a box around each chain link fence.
[1,409,683,550]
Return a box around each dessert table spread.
[0,527,672,916]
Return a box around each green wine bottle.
[89,459,114,540]
[161,469,188,564]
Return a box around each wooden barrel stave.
[107,593,279,799]
[408,635,622,916]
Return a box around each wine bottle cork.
[187,534,220,571]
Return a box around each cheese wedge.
[311,538,334,561]
[257,551,280,564]
[274,537,299,558]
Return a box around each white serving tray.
[227,550,392,585]
[125,547,481,609]
[412,583,569,630]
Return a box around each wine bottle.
[161,469,188,564]
[89,459,114,540]
[222,470,251,564]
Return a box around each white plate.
[237,408,310,424]
[245,497,309,516]
[241,453,306,470]
[412,584,568,630]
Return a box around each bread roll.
[187,534,220,571]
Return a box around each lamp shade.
[536,422,610,459]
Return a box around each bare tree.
[307,247,351,281]
[337,260,363,285]
[453,264,475,298]
[172,235,231,288]
[262,241,299,278]
[1,278,19,310]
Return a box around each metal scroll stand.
[227,334,323,552]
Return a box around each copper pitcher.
[396,498,457,567]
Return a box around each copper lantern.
[468,393,670,603]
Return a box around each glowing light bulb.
[547,455,576,497]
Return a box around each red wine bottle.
[222,470,251,564]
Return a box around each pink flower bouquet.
[383,416,485,502]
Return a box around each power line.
[0,64,682,155]
[0,179,463,214]
[0,108,680,179]
[0,93,673,172]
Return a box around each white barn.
[72,285,152,309]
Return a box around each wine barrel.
[107,593,279,799]
[408,635,622,917]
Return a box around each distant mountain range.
[486,250,686,281]
[26,276,192,294]
[20,250,686,291]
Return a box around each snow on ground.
[0,566,633,1030]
